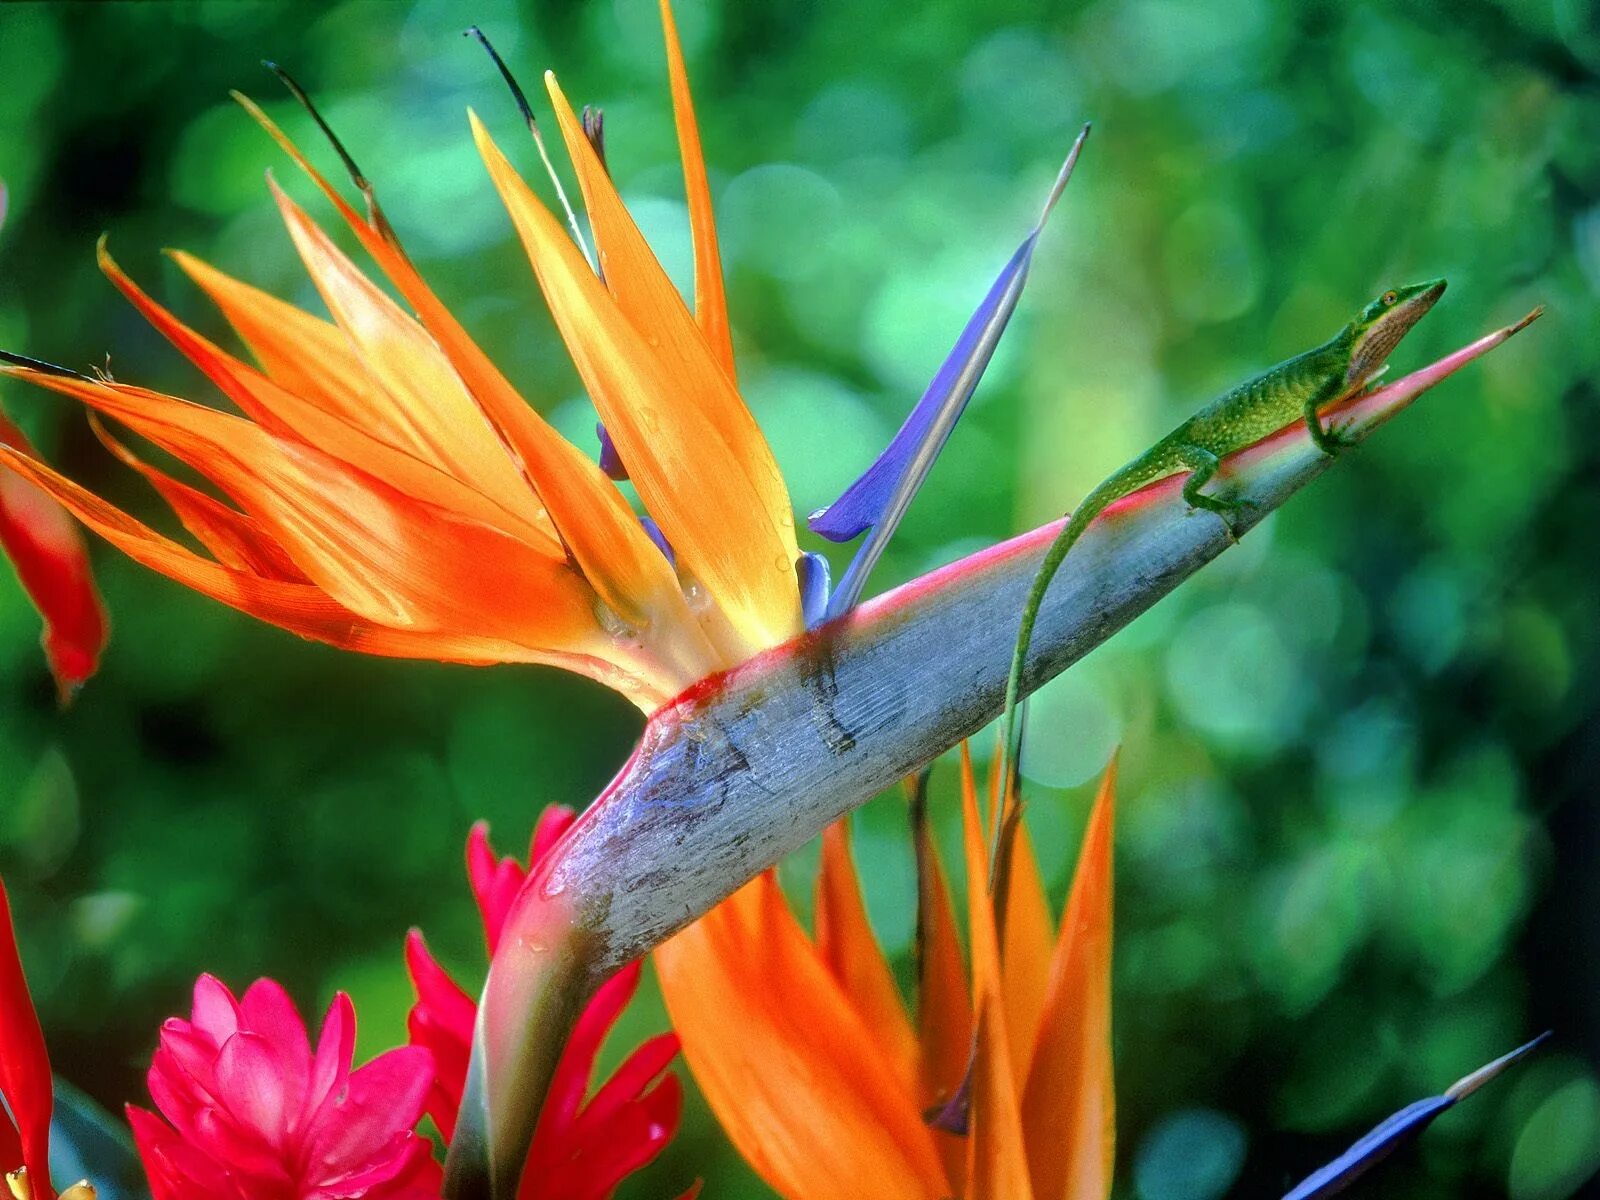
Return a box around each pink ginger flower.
[406,811,683,1199]
[128,976,439,1200]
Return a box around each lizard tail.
[989,474,1125,878]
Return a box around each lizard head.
[1344,278,1447,387]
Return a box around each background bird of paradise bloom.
[0,0,1595,1198]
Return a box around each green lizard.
[994,278,1446,842]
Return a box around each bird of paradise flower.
[0,0,806,714]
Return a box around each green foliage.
[1,0,1596,1196]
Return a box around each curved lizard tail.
[990,470,1130,874]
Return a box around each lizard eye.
[1382,290,1398,306]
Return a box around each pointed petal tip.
[1507,304,1545,336]
[1037,121,1092,227]
[1444,1030,1551,1101]
[1282,1031,1549,1200]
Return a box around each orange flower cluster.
[657,750,1116,1200]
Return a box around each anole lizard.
[995,278,1447,837]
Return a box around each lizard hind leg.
[1175,443,1249,542]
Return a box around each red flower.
[0,877,93,1200]
[1,879,55,1199]
[129,976,439,1200]
[407,814,683,1199]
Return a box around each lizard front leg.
[1175,444,1248,542]
[1305,374,1356,456]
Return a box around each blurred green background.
[1,0,1597,1196]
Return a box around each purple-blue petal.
[812,124,1090,621]
[807,236,1034,545]
[1281,1033,1549,1200]
[597,422,627,480]
[1282,1096,1453,1200]
[639,515,674,566]
[796,551,832,627]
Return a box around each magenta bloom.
[129,976,439,1200]
[407,811,684,1199]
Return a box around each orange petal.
[961,748,1035,1200]
[88,415,306,582]
[655,872,947,1200]
[484,101,800,658]
[910,770,971,1185]
[267,180,552,527]
[240,100,710,668]
[1021,760,1117,1200]
[658,0,735,379]
[815,819,919,1095]
[98,244,559,549]
[1002,819,1054,1084]
[0,409,108,701]
[3,369,603,655]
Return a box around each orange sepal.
[0,439,589,670]
[88,415,305,582]
[266,180,549,526]
[658,0,735,378]
[655,872,947,1200]
[815,819,920,1095]
[961,750,1036,1200]
[0,410,107,701]
[1021,760,1117,1200]
[97,243,555,547]
[0,369,606,661]
[1001,819,1055,1085]
[911,769,971,1184]
[165,248,411,444]
[517,91,802,656]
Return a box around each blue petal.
[807,238,1033,545]
[597,422,627,480]
[1282,1033,1549,1200]
[810,124,1090,621]
[796,551,833,627]
[639,515,674,566]
[1281,1097,1452,1200]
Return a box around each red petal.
[528,806,578,871]
[0,409,108,701]
[307,992,355,1119]
[533,1074,683,1200]
[403,930,475,1138]
[567,1032,680,1139]
[0,878,54,1187]
[467,822,528,957]
[534,962,642,1141]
